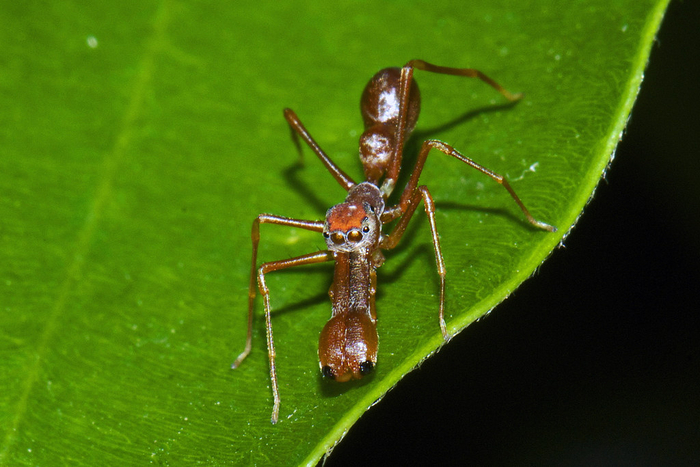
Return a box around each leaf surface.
[0,0,669,465]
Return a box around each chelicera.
[232,59,556,423]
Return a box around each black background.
[324,2,700,465]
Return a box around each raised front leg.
[232,214,330,424]
[254,250,333,424]
[233,214,325,370]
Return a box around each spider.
[232,59,556,423]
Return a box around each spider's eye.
[330,232,345,245]
[323,231,330,238]
[362,226,370,233]
[347,230,363,242]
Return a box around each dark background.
[324,2,699,465]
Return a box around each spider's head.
[323,200,381,253]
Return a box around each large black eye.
[330,232,345,245]
[359,361,374,375]
[347,230,363,242]
[322,366,335,379]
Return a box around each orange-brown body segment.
[318,252,378,382]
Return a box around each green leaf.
[0,0,668,465]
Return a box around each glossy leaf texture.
[0,0,668,465]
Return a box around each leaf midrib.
[0,1,172,461]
